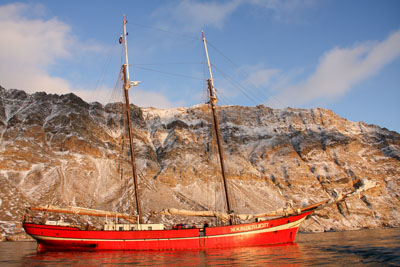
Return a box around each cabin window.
[119,227,123,231]
[148,226,152,230]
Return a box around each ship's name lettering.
[230,222,269,233]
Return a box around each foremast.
[202,31,234,225]
[122,14,143,224]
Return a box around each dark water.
[1,228,399,266]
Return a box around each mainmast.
[121,14,143,224]
[202,31,234,225]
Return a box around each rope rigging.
[134,65,204,81]
[111,21,280,222]
[134,62,203,66]
[206,40,284,107]
[128,22,199,41]
[115,20,283,108]
[211,64,259,106]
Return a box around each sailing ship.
[22,15,367,251]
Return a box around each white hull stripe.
[31,218,305,243]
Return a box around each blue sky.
[0,0,399,133]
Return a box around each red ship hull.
[23,211,312,251]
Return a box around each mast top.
[122,15,140,90]
[201,30,217,103]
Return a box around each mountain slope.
[1,86,399,239]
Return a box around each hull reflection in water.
[24,243,302,266]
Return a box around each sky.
[0,0,399,133]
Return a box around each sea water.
[0,228,399,266]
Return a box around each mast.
[202,30,233,225]
[122,14,143,224]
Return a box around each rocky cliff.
[1,86,399,240]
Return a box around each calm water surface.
[0,228,399,266]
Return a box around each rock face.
[1,86,399,239]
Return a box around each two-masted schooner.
[23,15,333,251]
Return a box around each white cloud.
[70,85,181,108]
[249,0,317,19]
[0,3,110,103]
[0,3,73,94]
[152,0,242,32]
[130,89,181,108]
[152,0,318,32]
[266,30,400,107]
[0,3,190,108]
[241,64,280,87]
